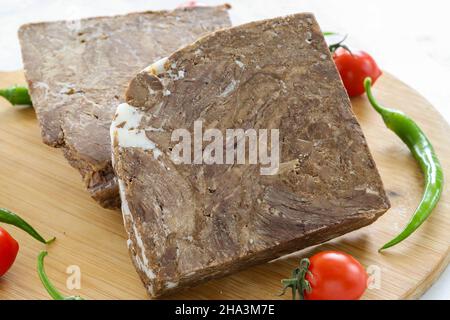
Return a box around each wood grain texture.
[0,71,448,300]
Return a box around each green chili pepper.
[0,208,55,244]
[38,251,84,300]
[364,77,444,251]
[0,85,32,105]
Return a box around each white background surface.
[0,0,449,299]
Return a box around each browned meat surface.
[111,13,390,297]
[18,5,231,208]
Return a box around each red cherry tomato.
[304,251,367,300]
[333,47,382,97]
[0,226,19,277]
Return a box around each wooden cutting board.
[0,71,448,300]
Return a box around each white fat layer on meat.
[142,56,186,112]
[147,284,155,296]
[235,60,245,69]
[134,255,156,281]
[133,224,149,267]
[165,281,178,289]
[143,56,168,75]
[365,188,380,195]
[118,178,156,281]
[132,223,157,280]
[117,179,132,220]
[219,79,239,97]
[147,126,164,132]
[117,177,157,281]
[144,56,186,81]
[111,103,162,159]
[110,102,166,286]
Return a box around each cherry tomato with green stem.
[304,251,368,300]
[281,250,368,300]
[333,47,382,97]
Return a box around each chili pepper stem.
[46,237,56,244]
[327,34,350,53]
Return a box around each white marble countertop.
[0,0,448,299]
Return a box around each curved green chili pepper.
[0,86,32,105]
[364,77,444,251]
[38,251,84,300]
[0,208,55,244]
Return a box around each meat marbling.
[18,5,231,208]
[111,13,390,297]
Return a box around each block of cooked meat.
[111,13,390,297]
[18,5,231,208]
